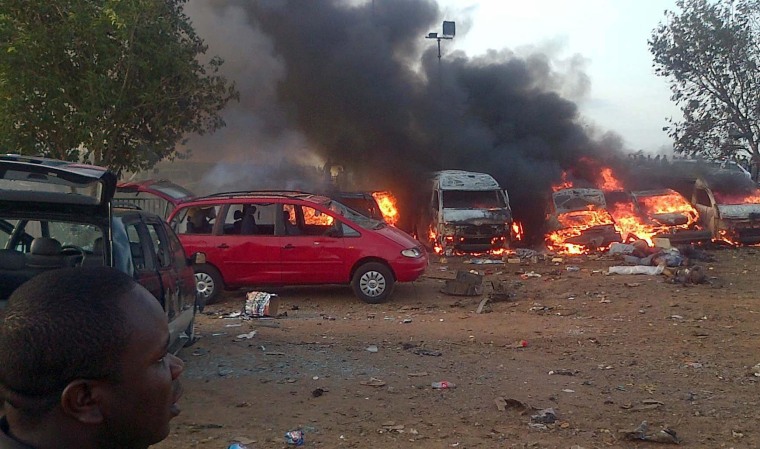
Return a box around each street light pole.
[425,21,455,93]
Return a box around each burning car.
[416,170,512,255]
[605,188,711,245]
[546,188,622,253]
[692,172,760,244]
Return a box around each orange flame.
[714,190,760,204]
[303,207,334,226]
[599,167,624,191]
[512,221,523,241]
[372,191,399,226]
[546,206,617,254]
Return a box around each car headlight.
[401,247,422,258]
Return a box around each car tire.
[351,262,395,304]
[195,264,223,305]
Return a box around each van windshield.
[442,190,506,209]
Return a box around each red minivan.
[167,191,428,303]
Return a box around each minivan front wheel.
[195,264,223,305]
[351,262,395,304]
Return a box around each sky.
[436,0,682,153]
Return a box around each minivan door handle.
[283,244,295,250]
[216,243,229,249]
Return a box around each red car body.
[167,191,427,303]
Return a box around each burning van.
[692,173,760,244]
[417,170,512,255]
[604,188,711,245]
[546,188,622,253]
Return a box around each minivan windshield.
[327,200,384,230]
[442,190,506,209]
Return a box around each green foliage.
[649,0,760,168]
[0,0,238,174]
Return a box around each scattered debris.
[621,421,681,444]
[360,377,386,387]
[244,291,279,317]
[608,265,665,275]
[548,369,576,376]
[410,347,443,357]
[311,388,325,398]
[366,345,379,353]
[284,429,304,446]
[442,270,484,296]
[530,408,557,424]
[431,381,456,389]
[235,331,257,340]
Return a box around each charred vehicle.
[692,173,760,244]
[604,188,711,244]
[546,188,622,252]
[418,170,512,255]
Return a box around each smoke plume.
[182,0,626,240]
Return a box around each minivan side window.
[300,205,334,236]
[175,206,220,235]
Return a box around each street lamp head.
[426,32,438,39]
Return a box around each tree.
[0,0,238,174]
[649,0,760,176]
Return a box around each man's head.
[0,266,183,448]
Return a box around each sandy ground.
[155,245,760,449]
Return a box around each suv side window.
[125,223,152,270]
[147,223,171,268]
[163,222,189,268]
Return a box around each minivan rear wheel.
[351,262,395,304]
[195,264,223,305]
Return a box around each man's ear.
[60,380,105,424]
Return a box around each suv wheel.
[195,264,223,304]
[351,262,395,304]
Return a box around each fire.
[608,190,700,245]
[545,206,617,254]
[552,172,573,192]
[511,221,523,241]
[372,191,399,226]
[599,167,624,191]
[714,190,760,205]
[303,207,334,226]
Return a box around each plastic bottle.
[431,381,456,389]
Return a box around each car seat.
[26,237,65,269]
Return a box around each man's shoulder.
[0,417,34,449]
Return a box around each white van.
[416,170,512,255]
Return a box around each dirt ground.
[155,245,760,449]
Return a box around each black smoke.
[183,0,626,242]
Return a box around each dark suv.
[0,155,202,354]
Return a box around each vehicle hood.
[375,225,420,248]
[717,203,760,220]
[441,208,512,225]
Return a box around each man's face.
[98,285,184,448]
